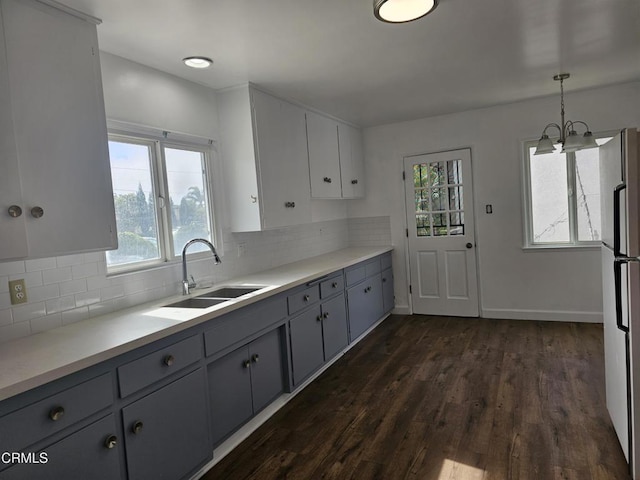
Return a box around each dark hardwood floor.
[201,315,630,480]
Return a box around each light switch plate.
[9,279,27,305]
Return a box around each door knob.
[466,243,473,249]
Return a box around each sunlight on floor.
[438,459,485,480]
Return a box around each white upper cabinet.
[306,111,342,199]
[338,123,365,199]
[218,86,311,232]
[0,0,117,260]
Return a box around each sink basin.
[165,297,229,309]
[197,287,264,299]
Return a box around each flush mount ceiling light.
[182,56,213,69]
[374,0,438,23]
[534,73,597,155]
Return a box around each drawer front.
[320,274,344,299]
[365,257,381,277]
[381,252,392,271]
[204,296,287,357]
[345,264,366,287]
[287,285,320,315]
[0,373,113,453]
[2,414,121,480]
[118,335,202,397]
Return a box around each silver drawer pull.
[104,435,118,449]
[49,406,65,421]
[163,354,175,366]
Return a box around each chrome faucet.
[182,238,221,295]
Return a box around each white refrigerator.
[601,128,640,478]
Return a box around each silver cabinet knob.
[8,205,22,218]
[316,315,322,322]
[243,359,251,369]
[163,354,175,366]
[303,294,310,302]
[132,421,144,435]
[323,177,332,183]
[351,179,358,185]
[332,282,338,288]
[284,201,296,208]
[252,354,259,363]
[49,406,65,421]
[104,435,118,449]
[466,243,473,249]
[323,312,330,319]
[31,206,44,218]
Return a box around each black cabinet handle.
[323,177,332,183]
[132,421,144,435]
[284,201,296,208]
[351,179,358,185]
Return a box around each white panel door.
[404,149,479,316]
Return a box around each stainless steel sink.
[197,287,264,299]
[165,297,229,309]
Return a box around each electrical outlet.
[9,279,28,305]
[237,243,246,258]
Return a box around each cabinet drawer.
[365,257,381,277]
[118,335,202,398]
[287,285,320,315]
[204,296,287,357]
[345,264,365,286]
[0,373,113,453]
[320,274,344,299]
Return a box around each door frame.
[401,147,481,316]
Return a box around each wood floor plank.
[201,315,631,480]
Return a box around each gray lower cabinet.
[208,328,284,446]
[347,273,384,341]
[122,368,211,480]
[321,293,348,360]
[381,267,394,313]
[289,306,325,385]
[2,414,121,480]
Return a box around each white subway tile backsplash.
[72,262,99,279]
[0,217,390,340]
[59,279,87,296]
[42,267,73,285]
[25,257,57,272]
[0,261,25,276]
[12,302,47,323]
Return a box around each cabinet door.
[347,274,384,341]
[0,7,26,259]
[289,306,325,385]
[306,111,342,198]
[122,369,211,480]
[382,267,395,313]
[2,0,116,259]
[321,293,349,360]
[248,329,284,413]
[252,89,311,228]
[338,123,365,199]
[208,346,253,446]
[2,415,121,480]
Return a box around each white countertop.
[0,246,392,401]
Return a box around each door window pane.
[164,147,213,255]
[529,147,570,243]
[107,140,161,266]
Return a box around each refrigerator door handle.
[614,183,626,257]
[614,259,629,333]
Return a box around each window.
[523,134,612,247]
[107,132,215,271]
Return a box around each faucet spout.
[182,238,221,295]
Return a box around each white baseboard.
[481,308,603,323]
[391,304,410,315]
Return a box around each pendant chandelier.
[374,0,438,23]
[534,73,597,155]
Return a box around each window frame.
[106,126,218,274]
[522,131,614,250]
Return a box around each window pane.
[107,140,161,266]
[529,147,570,243]
[575,147,601,241]
[165,147,212,255]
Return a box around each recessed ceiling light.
[374,0,438,23]
[182,56,213,69]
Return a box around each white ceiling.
[59,0,640,127]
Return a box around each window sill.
[522,243,601,252]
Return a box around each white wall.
[350,82,640,321]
